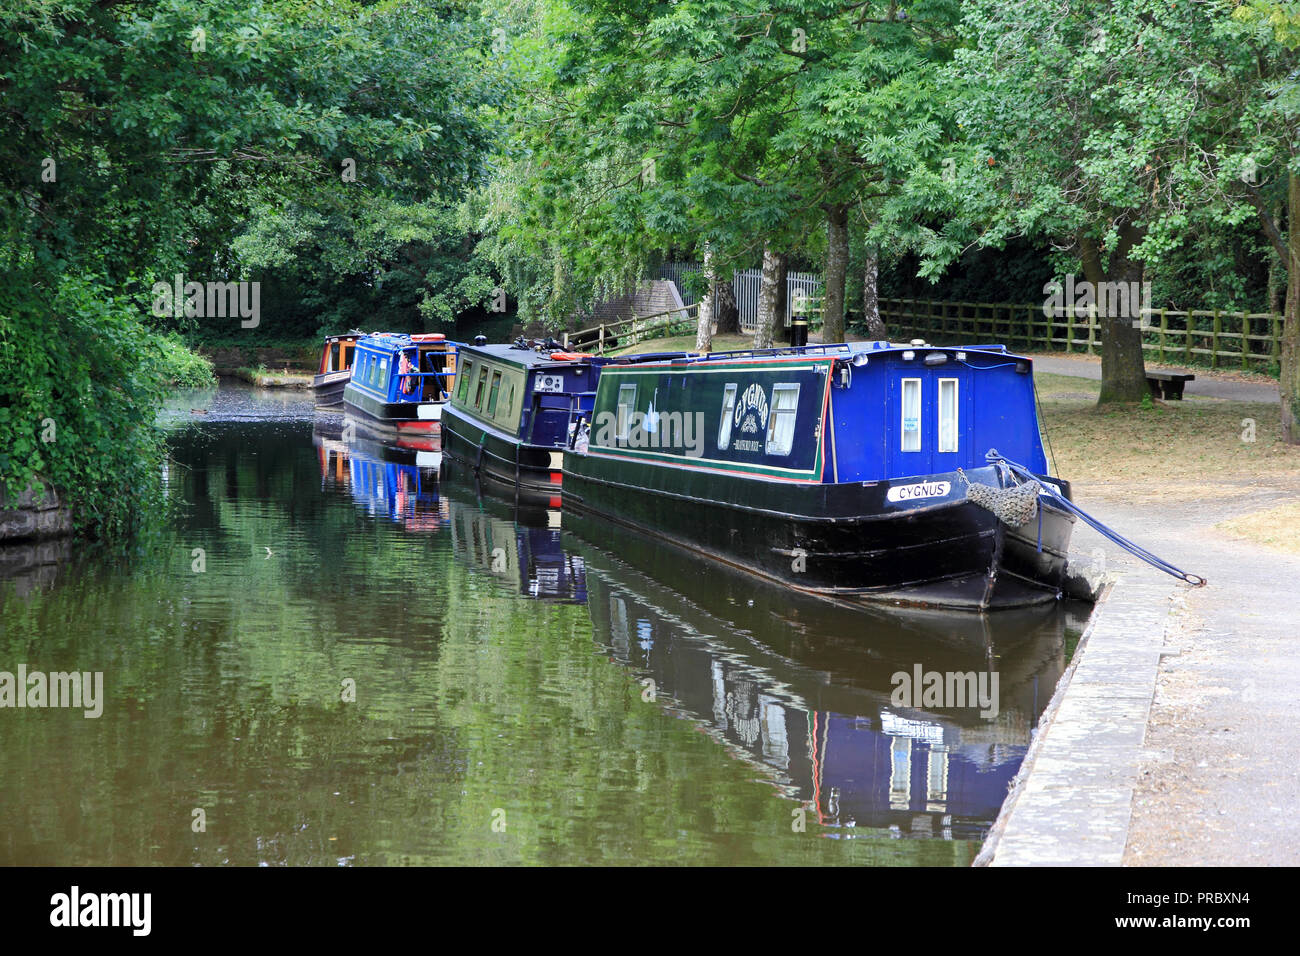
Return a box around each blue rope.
[984,449,1207,587]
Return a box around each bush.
[155,333,216,388]
[0,274,185,540]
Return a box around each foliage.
[156,333,217,387]
[0,275,168,539]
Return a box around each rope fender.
[965,449,1207,588]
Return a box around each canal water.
[0,383,1089,865]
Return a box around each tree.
[933,0,1248,402]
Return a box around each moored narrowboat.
[312,332,364,409]
[439,341,612,503]
[562,340,1076,612]
[342,333,459,449]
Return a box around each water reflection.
[0,385,1085,865]
[558,511,1082,840]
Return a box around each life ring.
[549,351,586,361]
[411,333,445,342]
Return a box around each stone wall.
[0,480,74,543]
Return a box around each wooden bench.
[1146,369,1195,401]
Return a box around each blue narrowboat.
[439,341,619,503]
[341,333,459,449]
[561,340,1076,611]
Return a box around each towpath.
[980,397,1300,866]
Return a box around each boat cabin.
[583,341,1050,483]
[317,333,362,376]
[449,344,609,445]
[348,333,459,406]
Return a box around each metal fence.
[877,299,1284,371]
[656,262,823,330]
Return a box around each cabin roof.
[612,341,1030,367]
[356,333,457,352]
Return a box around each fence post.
[1087,303,1097,355]
[562,331,569,349]
[1211,309,1221,368]
[1158,309,1167,363]
[599,324,605,354]
[1065,304,1074,355]
[1241,311,1249,370]
[1273,313,1283,369]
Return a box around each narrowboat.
[311,332,363,409]
[341,333,459,449]
[562,340,1076,612]
[438,341,613,504]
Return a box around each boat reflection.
[441,477,587,603]
[312,420,447,530]
[315,437,1085,840]
[560,509,1086,840]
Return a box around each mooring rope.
[980,449,1207,588]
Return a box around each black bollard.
[789,315,808,348]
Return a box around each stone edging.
[974,571,1181,866]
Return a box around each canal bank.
[979,464,1300,866]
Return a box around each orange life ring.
[549,351,586,361]
[410,333,446,342]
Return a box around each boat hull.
[342,383,443,450]
[312,370,351,409]
[561,455,1074,612]
[440,404,566,503]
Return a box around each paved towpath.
[1028,353,1279,403]
[978,386,1299,864]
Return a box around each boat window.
[718,383,738,450]
[487,370,503,416]
[456,361,473,401]
[901,378,921,451]
[938,378,958,453]
[473,366,489,409]
[502,382,515,420]
[765,384,800,456]
[616,383,637,441]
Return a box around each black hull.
[441,406,565,502]
[312,370,351,409]
[562,456,1074,612]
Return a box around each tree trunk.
[1081,226,1147,403]
[1282,171,1300,442]
[822,203,849,343]
[862,243,884,339]
[755,243,780,349]
[773,253,788,342]
[715,274,740,334]
[694,247,716,353]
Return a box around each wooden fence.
[563,293,1285,369]
[563,301,700,355]
[877,299,1284,371]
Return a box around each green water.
[0,384,1086,866]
